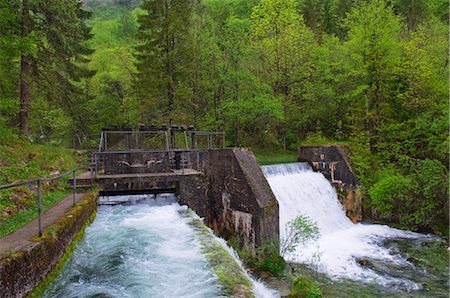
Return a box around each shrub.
[281,215,320,257]
[288,276,322,298]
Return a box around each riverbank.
[0,192,97,297]
[0,139,81,237]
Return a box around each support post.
[164,131,169,150]
[37,179,42,237]
[191,132,197,149]
[72,170,76,206]
[170,126,176,149]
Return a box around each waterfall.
[262,163,432,290]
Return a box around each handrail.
[0,164,95,237]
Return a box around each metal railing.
[93,149,201,175]
[0,165,94,237]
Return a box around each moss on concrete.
[186,210,255,297]
[0,192,97,297]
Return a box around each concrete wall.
[179,149,279,252]
[99,148,279,252]
[298,145,362,223]
[0,193,97,298]
[298,145,358,188]
[103,151,172,174]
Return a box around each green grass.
[0,138,81,237]
[253,149,298,165]
[0,189,71,237]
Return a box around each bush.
[281,215,320,257]
[368,173,414,215]
[256,242,286,275]
[288,276,322,298]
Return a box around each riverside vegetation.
[0,0,448,295]
[1,0,447,237]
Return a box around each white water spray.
[43,194,277,297]
[262,163,431,290]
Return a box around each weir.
[84,127,279,252]
[262,162,439,292]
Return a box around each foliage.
[288,275,323,298]
[254,149,298,165]
[256,241,286,276]
[281,215,320,258]
[0,139,79,236]
[0,0,448,234]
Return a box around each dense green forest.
[0,0,448,234]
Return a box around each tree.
[251,0,315,147]
[4,0,93,136]
[135,0,193,124]
[343,0,402,147]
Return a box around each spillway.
[262,163,437,291]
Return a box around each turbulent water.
[43,194,277,298]
[43,194,221,297]
[262,163,445,293]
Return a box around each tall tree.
[343,0,402,147]
[251,0,315,147]
[6,0,93,136]
[135,0,193,124]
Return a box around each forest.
[0,0,448,235]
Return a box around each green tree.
[251,0,315,147]
[3,0,92,137]
[343,0,402,147]
[135,0,193,124]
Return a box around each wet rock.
[355,258,375,269]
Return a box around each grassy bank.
[0,138,81,237]
[253,149,298,165]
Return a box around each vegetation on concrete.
[187,211,254,297]
[0,192,97,298]
[29,208,97,298]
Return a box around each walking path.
[0,193,86,256]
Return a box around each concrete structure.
[0,193,97,298]
[95,148,279,252]
[298,145,362,223]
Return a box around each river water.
[42,194,277,298]
[262,162,449,297]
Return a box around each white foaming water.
[43,193,277,297]
[262,163,431,290]
[43,194,221,297]
[215,237,279,298]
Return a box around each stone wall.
[298,145,362,223]
[178,148,279,252]
[0,193,97,298]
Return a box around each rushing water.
[262,163,448,296]
[43,193,277,298]
[43,194,221,297]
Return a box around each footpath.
[0,193,86,256]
